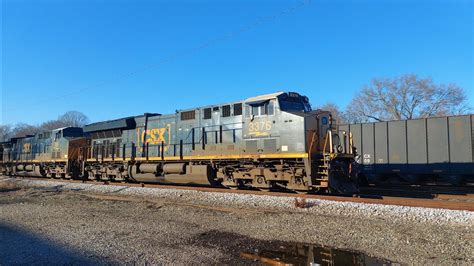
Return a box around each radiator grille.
[245,140,258,153]
[264,139,277,152]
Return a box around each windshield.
[279,97,312,112]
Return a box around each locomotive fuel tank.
[128,163,214,185]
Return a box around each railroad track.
[2,176,474,211]
[360,184,474,199]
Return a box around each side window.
[181,110,195,120]
[248,100,274,117]
[203,108,212,119]
[263,100,274,115]
[252,105,259,116]
[222,105,231,117]
[233,103,242,116]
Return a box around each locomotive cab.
[241,92,358,193]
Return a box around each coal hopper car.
[337,115,474,185]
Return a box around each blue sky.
[1,0,473,125]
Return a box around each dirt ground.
[0,182,472,265]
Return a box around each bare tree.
[40,120,68,130]
[58,111,90,127]
[40,111,89,130]
[0,125,13,142]
[314,102,347,124]
[0,111,90,141]
[11,123,40,138]
[346,74,469,122]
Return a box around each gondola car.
[337,115,474,185]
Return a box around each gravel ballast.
[1,177,473,265]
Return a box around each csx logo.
[23,143,31,153]
[142,128,167,144]
[137,124,171,150]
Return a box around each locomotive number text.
[248,121,272,135]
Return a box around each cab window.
[55,131,61,140]
[247,100,274,117]
[279,98,311,112]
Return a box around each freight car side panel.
[407,119,428,164]
[472,115,474,174]
[427,117,450,167]
[448,115,472,163]
[361,123,375,165]
[342,114,474,181]
[448,115,473,174]
[374,122,388,166]
[388,120,407,165]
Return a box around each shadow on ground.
[0,223,110,265]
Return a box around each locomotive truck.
[0,92,358,194]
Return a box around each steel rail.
[3,176,473,211]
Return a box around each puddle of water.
[241,243,397,266]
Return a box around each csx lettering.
[142,128,167,144]
[23,143,31,152]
